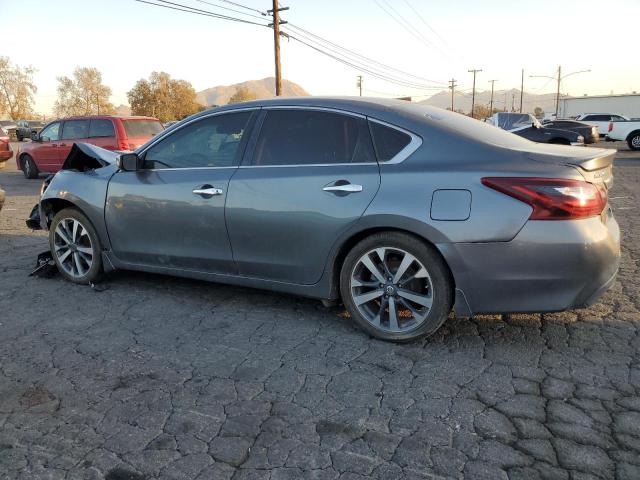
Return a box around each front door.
[34,121,62,171]
[226,108,381,285]
[105,110,256,274]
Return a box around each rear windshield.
[123,120,163,138]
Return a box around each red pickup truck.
[16,115,163,178]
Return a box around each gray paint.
[38,97,621,316]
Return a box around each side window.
[252,109,376,166]
[612,116,626,122]
[40,122,61,141]
[61,120,90,140]
[369,121,412,162]
[144,111,252,169]
[89,119,115,138]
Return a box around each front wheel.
[628,133,640,151]
[49,208,103,284]
[340,232,453,342]
[16,133,23,142]
[21,154,39,179]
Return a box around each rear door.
[105,110,256,273]
[225,108,380,284]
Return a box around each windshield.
[122,119,164,138]
[494,113,540,131]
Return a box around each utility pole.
[356,75,363,96]
[488,79,498,114]
[519,68,524,113]
[530,66,590,118]
[503,91,507,112]
[269,0,289,96]
[448,78,457,111]
[468,69,482,118]
[511,93,515,112]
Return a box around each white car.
[608,120,640,151]
[575,113,629,137]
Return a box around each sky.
[2,0,639,115]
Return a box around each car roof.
[58,115,160,121]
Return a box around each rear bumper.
[0,150,12,161]
[440,209,620,315]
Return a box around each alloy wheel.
[53,218,94,279]
[632,136,640,148]
[350,247,433,333]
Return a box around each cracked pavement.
[1,144,640,479]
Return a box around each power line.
[193,0,268,20]
[135,0,271,26]
[216,0,267,15]
[285,24,446,85]
[374,0,439,52]
[401,0,450,51]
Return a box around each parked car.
[487,113,584,145]
[0,127,13,164]
[16,115,163,178]
[27,98,620,342]
[542,119,599,144]
[0,120,17,139]
[607,119,640,150]
[574,113,629,136]
[15,120,45,141]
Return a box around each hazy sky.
[2,0,639,114]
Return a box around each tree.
[54,67,114,117]
[127,71,203,122]
[0,56,37,120]
[228,87,257,104]
[533,106,545,119]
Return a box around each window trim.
[368,118,422,165]
[138,108,258,171]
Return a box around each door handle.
[193,185,223,197]
[322,183,363,193]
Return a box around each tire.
[549,138,570,145]
[340,231,453,342]
[627,132,640,151]
[16,133,23,142]
[49,208,103,284]
[21,154,39,179]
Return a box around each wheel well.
[329,227,455,299]
[626,130,640,141]
[18,152,29,167]
[40,198,78,227]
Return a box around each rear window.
[89,119,115,138]
[123,120,163,138]
[369,122,412,162]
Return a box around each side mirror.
[116,153,141,171]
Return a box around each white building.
[558,93,640,119]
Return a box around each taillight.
[608,121,613,132]
[0,136,9,144]
[481,177,607,220]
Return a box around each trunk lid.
[521,144,615,189]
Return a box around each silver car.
[31,98,620,342]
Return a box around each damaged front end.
[26,143,119,232]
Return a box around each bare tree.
[54,67,114,117]
[0,56,37,120]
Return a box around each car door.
[33,121,62,171]
[225,107,381,285]
[105,110,257,274]
[59,119,90,164]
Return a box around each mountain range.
[196,77,309,106]
[419,89,558,115]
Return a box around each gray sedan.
[31,97,620,342]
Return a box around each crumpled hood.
[62,143,119,171]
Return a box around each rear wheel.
[628,132,640,151]
[340,232,453,342]
[49,208,103,284]
[549,138,570,145]
[16,132,23,142]
[21,154,39,179]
